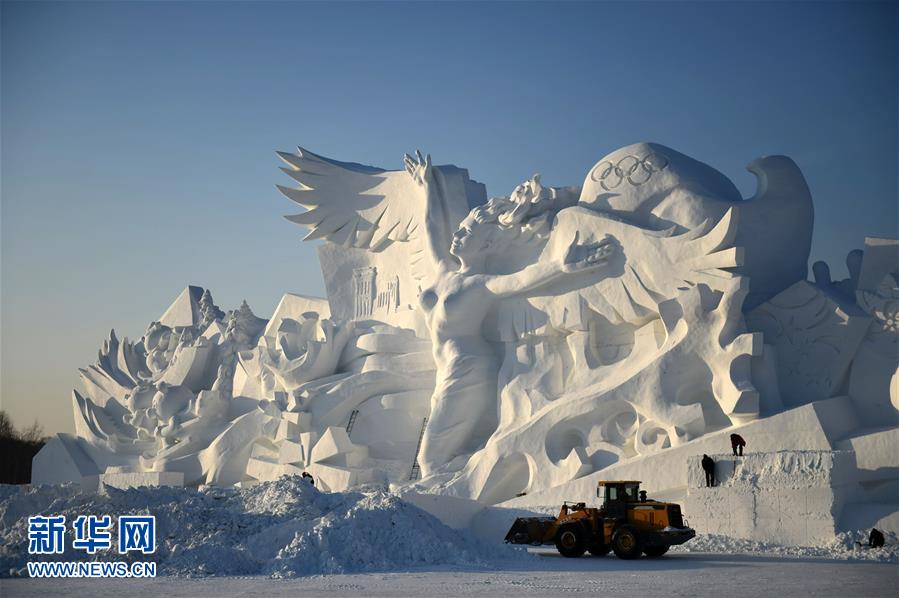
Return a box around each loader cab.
[597,481,641,518]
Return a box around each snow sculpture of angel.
[277,147,614,476]
[401,151,613,476]
[277,142,813,486]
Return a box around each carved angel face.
[450,215,494,258]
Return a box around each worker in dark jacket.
[730,433,746,456]
[701,454,716,487]
[855,528,885,548]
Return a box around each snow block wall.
[685,451,855,546]
[498,397,858,510]
[835,427,899,534]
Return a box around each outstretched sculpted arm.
[485,232,614,298]
[405,151,455,271]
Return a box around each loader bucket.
[504,516,557,545]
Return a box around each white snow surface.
[0,477,522,578]
[4,553,898,598]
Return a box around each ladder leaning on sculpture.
[409,417,429,481]
[345,409,360,437]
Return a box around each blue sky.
[2,1,896,434]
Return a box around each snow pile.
[671,531,899,563]
[0,476,524,578]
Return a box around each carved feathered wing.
[277,147,423,250]
[491,206,743,339]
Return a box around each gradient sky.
[2,1,897,435]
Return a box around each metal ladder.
[409,417,429,481]
[345,409,360,436]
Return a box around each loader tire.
[612,525,641,560]
[555,524,587,558]
[588,543,611,556]
[643,546,669,558]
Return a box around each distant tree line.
[0,411,46,484]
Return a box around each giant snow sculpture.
[33,142,898,538]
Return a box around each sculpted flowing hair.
[468,175,578,247]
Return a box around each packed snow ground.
[1,476,897,597]
[3,554,897,598]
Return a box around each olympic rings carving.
[590,152,670,191]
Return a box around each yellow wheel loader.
[504,480,695,559]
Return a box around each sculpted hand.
[404,150,433,187]
[561,232,614,273]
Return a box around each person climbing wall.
[869,528,885,548]
[701,454,716,487]
[730,433,746,456]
